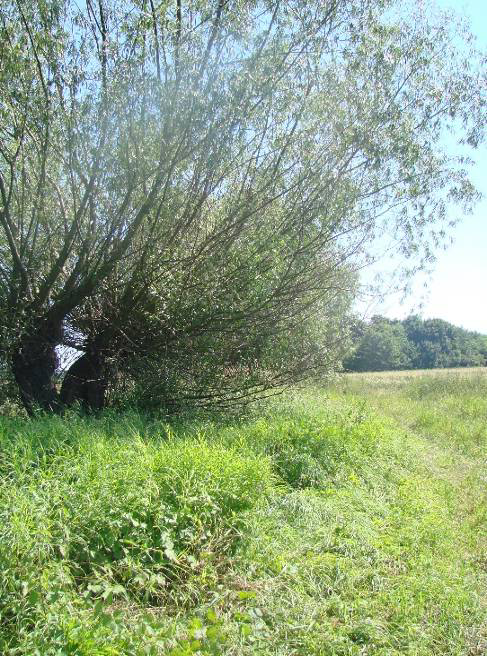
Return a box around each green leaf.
[237,590,256,600]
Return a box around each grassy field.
[346,365,487,378]
[1,370,486,654]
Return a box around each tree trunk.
[60,350,108,411]
[12,333,61,414]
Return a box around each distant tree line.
[344,316,487,372]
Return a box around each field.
[1,369,487,655]
[346,366,487,380]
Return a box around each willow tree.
[0,0,484,412]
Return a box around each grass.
[341,367,487,458]
[0,372,486,654]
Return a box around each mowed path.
[336,369,487,652]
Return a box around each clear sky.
[364,0,487,333]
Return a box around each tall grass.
[341,368,487,457]
[0,414,273,653]
[1,378,486,654]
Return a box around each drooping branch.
[149,0,162,83]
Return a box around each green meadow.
[1,370,486,655]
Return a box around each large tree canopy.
[0,0,484,412]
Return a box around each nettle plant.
[0,0,484,413]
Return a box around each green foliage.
[403,316,487,368]
[345,315,487,372]
[345,317,413,372]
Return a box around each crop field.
[345,366,487,381]
[1,371,486,655]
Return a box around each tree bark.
[60,350,108,411]
[12,333,61,414]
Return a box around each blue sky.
[366,0,487,333]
